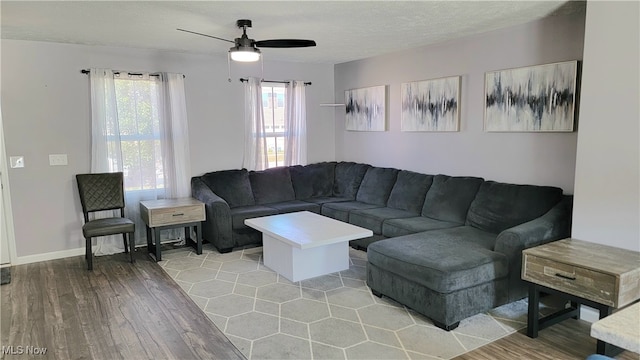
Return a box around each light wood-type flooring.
[1,251,638,360]
[455,317,639,359]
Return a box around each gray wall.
[1,40,335,259]
[334,12,585,193]
[572,2,639,252]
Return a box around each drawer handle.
[172,213,184,217]
[555,273,576,281]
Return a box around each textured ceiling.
[1,1,585,64]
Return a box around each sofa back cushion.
[249,167,296,205]
[333,162,371,198]
[422,175,484,224]
[356,167,399,206]
[387,170,434,212]
[289,162,336,199]
[466,181,563,234]
[200,169,255,207]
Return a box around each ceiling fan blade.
[176,28,235,44]
[254,39,316,48]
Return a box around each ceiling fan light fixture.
[229,46,261,62]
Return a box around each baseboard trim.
[14,247,87,265]
[13,239,180,265]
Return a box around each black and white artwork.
[345,86,386,131]
[484,61,578,132]
[401,76,460,132]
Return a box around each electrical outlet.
[49,154,68,166]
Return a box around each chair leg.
[86,237,93,271]
[128,233,135,264]
[122,233,129,253]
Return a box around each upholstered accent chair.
[76,172,135,270]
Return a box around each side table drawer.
[150,204,205,227]
[523,254,617,307]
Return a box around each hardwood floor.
[455,316,639,360]
[0,252,244,360]
[2,251,638,360]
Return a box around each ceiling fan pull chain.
[261,56,264,81]
[227,52,232,82]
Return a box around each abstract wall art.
[401,76,460,132]
[345,85,386,131]
[484,60,578,132]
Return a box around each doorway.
[0,103,15,284]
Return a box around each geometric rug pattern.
[159,244,541,359]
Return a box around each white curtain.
[88,69,191,255]
[284,80,307,166]
[159,73,191,199]
[89,69,126,255]
[242,77,268,171]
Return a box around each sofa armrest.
[494,195,573,300]
[191,177,234,251]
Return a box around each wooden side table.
[522,238,640,356]
[140,198,205,262]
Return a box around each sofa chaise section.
[367,180,570,331]
[367,226,508,330]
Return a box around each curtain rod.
[80,69,185,78]
[239,78,311,86]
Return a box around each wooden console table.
[140,198,205,261]
[522,238,640,356]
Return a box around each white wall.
[572,2,640,252]
[334,12,585,193]
[0,40,335,258]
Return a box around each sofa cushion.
[229,205,279,230]
[349,207,418,234]
[266,200,321,214]
[302,196,352,205]
[201,169,255,208]
[367,227,507,293]
[249,167,296,205]
[333,162,370,199]
[381,217,461,238]
[422,175,484,224]
[386,171,433,212]
[321,201,382,222]
[289,162,336,200]
[466,181,563,234]
[356,167,399,206]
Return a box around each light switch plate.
[49,154,68,166]
[9,156,24,168]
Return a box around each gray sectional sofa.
[191,161,572,330]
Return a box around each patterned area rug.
[159,244,556,359]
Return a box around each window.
[112,76,164,192]
[262,83,286,168]
[89,69,191,252]
[243,77,306,171]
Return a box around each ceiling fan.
[177,19,316,62]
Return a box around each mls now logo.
[2,346,48,355]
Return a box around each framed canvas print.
[484,60,578,132]
[401,76,461,132]
[345,85,386,131]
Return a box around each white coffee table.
[244,211,373,282]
